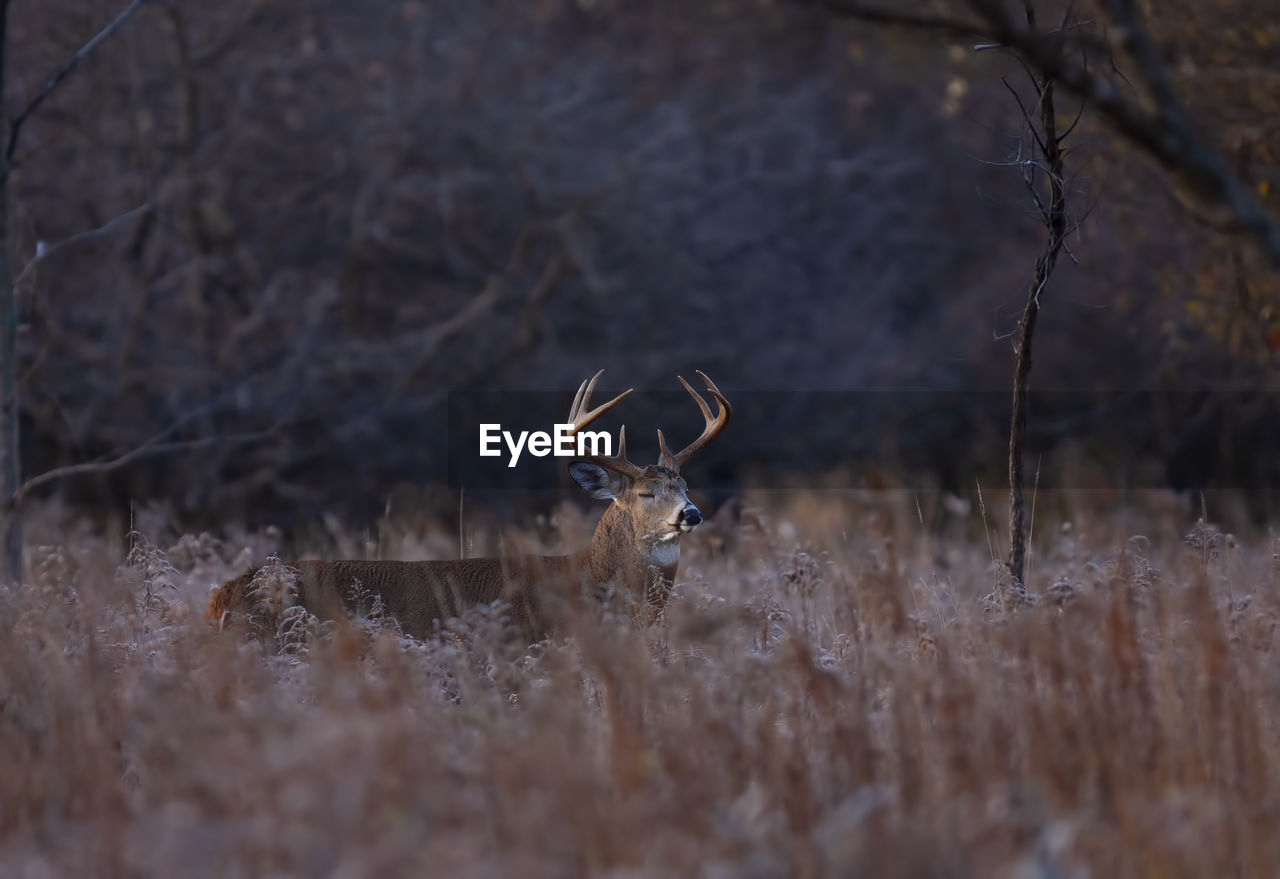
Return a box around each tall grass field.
[2,490,1278,877]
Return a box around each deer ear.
[569,462,629,500]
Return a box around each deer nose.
[679,505,702,527]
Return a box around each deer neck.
[586,501,679,599]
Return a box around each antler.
[657,370,732,471]
[567,370,645,480]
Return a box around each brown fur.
[206,501,681,641]
[208,369,729,642]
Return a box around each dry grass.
[2,492,1279,878]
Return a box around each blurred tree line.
[4,0,1278,529]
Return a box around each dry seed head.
[247,556,301,626]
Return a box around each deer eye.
[637,491,655,499]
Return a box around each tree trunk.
[1007,23,1067,589]
[0,0,22,583]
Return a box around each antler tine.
[660,370,732,471]
[656,428,673,468]
[569,382,584,420]
[568,370,632,431]
[677,374,713,421]
[566,371,644,479]
[568,369,606,425]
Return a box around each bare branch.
[816,0,1280,266]
[12,428,275,507]
[810,1,986,41]
[1001,77,1049,157]
[1095,0,1183,119]
[13,203,151,290]
[3,0,150,174]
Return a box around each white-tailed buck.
[207,370,731,641]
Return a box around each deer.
[206,370,731,642]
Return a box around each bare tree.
[814,0,1280,267]
[14,0,1230,533]
[0,0,149,581]
[814,0,1280,593]
[1002,3,1073,593]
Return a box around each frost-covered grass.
[2,492,1279,877]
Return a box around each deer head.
[562,370,731,606]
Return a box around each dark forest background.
[7,0,1279,528]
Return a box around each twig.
[1026,454,1042,590]
[12,425,278,506]
[13,203,151,289]
[1001,77,1049,157]
[3,0,151,174]
[976,479,996,564]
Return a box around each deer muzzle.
[677,504,702,530]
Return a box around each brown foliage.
[4,493,1280,875]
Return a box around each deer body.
[207,373,729,641]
